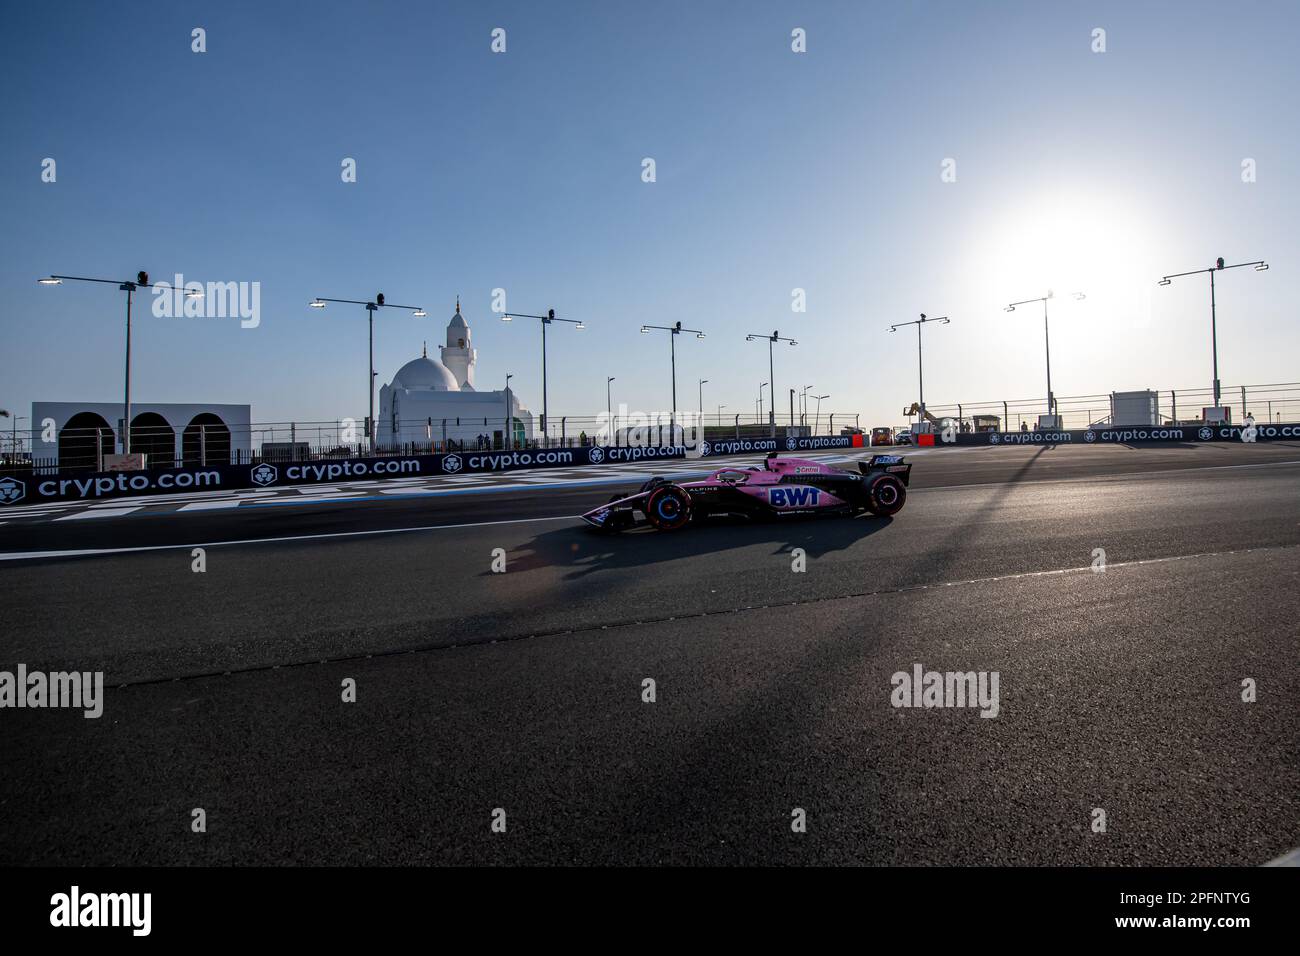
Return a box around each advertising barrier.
[941,421,1300,446]
[0,434,860,506]
[3,423,1294,507]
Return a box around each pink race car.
[581,453,911,532]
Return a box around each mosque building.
[378,299,533,449]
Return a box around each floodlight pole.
[1158,258,1268,407]
[311,294,427,450]
[1005,293,1084,417]
[39,271,207,455]
[502,309,586,446]
[746,331,796,437]
[888,313,951,421]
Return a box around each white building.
[30,401,252,469]
[378,300,533,449]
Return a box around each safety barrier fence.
[0,434,865,507]
[0,413,865,475]
[3,419,1298,509]
[921,381,1300,432]
[2,380,1294,476]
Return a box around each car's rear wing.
[860,455,912,485]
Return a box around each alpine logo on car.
[769,487,820,507]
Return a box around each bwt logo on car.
[770,487,820,507]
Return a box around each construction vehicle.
[903,403,958,436]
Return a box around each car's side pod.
[860,456,912,485]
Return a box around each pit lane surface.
[2,442,1298,865]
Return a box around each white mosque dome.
[391,355,460,391]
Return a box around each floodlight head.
[501,312,512,321]
[184,287,204,299]
[574,322,585,330]
[1004,305,1016,312]
[310,299,326,308]
[1256,262,1269,272]
[1158,278,1171,286]
[37,276,62,285]
[696,332,705,339]
[412,309,426,317]
[376,293,385,306]
[642,326,651,334]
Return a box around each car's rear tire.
[644,484,692,531]
[866,474,906,516]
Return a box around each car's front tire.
[644,484,692,531]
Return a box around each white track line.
[0,515,579,561]
[54,507,141,520]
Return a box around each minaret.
[441,296,476,390]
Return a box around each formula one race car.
[581,453,912,532]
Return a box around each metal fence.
[921,381,1300,432]
[3,380,1295,475]
[0,411,865,475]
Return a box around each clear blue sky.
[2,0,1296,428]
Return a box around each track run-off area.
[2,441,1298,865]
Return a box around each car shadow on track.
[502,512,897,580]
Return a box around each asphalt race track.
[2,442,1299,865]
